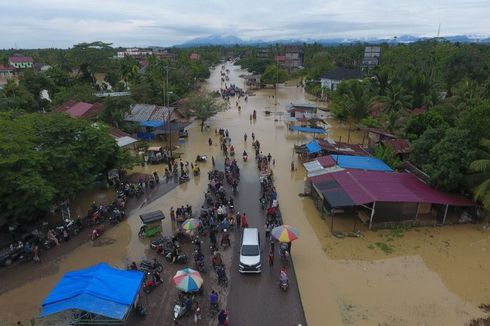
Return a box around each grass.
[389,225,412,238]
[367,244,375,250]
[375,242,394,254]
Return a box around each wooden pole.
[415,203,420,221]
[442,204,449,224]
[369,202,376,230]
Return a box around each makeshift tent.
[41,262,144,321]
[289,126,328,134]
[306,139,322,154]
[332,155,393,172]
[139,120,165,128]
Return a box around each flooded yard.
[0,61,489,325]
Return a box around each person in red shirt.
[241,213,249,228]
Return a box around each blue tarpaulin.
[140,120,165,128]
[306,139,322,154]
[41,263,144,320]
[290,126,328,134]
[333,155,393,172]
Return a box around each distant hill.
[176,34,490,47]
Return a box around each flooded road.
[1,61,489,325]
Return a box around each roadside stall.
[138,210,165,238]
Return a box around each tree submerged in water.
[185,92,227,131]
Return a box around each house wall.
[320,78,341,91]
[373,201,418,222]
[10,62,33,69]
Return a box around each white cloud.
[0,0,489,48]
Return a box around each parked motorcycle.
[164,250,188,264]
[173,300,188,324]
[139,258,163,273]
[143,277,162,294]
[91,226,104,241]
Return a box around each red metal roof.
[316,155,336,167]
[382,138,411,154]
[0,64,15,71]
[53,101,103,120]
[108,127,131,138]
[311,170,474,207]
[9,56,34,63]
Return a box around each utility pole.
[165,65,172,157]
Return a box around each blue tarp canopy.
[41,263,144,320]
[306,139,322,154]
[290,126,328,134]
[140,120,165,128]
[333,155,393,172]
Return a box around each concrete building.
[9,56,34,69]
[362,46,381,72]
[320,67,363,91]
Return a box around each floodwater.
[1,62,489,325]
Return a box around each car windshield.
[241,245,259,256]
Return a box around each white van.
[239,228,262,273]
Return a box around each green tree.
[261,64,288,85]
[51,84,97,107]
[0,80,39,112]
[67,41,115,85]
[379,84,412,113]
[0,113,128,222]
[100,96,134,127]
[332,80,373,122]
[425,128,476,191]
[469,139,490,211]
[374,145,402,170]
[186,92,227,131]
[405,110,448,139]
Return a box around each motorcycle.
[279,279,289,292]
[143,277,162,294]
[134,303,147,316]
[139,258,163,273]
[151,237,177,251]
[179,175,190,184]
[164,250,188,264]
[91,226,104,241]
[243,155,248,162]
[279,244,290,265]
[173,300,188,324]
[195,155,207,163]
[216,266,228,287]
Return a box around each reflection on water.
[1,61,488,326]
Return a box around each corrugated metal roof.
[116,136,138,147]
[311,170,474,207]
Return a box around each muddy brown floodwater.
[1,62,489,326]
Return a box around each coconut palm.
[379,84,412,113]
[470,139,490,211]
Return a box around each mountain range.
[176,34,490,47]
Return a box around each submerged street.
[1,61,490,325]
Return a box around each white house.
[320,67,363,91]
[9,56,34,69]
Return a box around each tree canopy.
[0,113,129,222]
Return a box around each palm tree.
[342,81,373,121]
[379,84,412,113]
[470,139,490,211]
[371,67,392,96]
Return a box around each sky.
[1,0,490,48]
